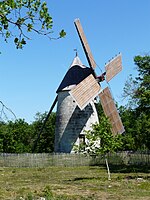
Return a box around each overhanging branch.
[0,101,16,121]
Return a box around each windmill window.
[79,134,85,147]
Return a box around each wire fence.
[0,151,150,168]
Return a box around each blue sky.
[0,0,150,123]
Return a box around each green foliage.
[134,55,150,113]
[121,54,150,150]
[123,55,150,111]
[84,116,123,155]
[59,29,66,38]
[0,0,66,49]
[119,106,136,150]
[95,101,105,119]
[32,112,56,153]
[0,119,33,153]
[120,108,150,151]
[0,111,56,153]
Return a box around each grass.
[0,165,150,200]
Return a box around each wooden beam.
[99,87,125,135]
[74,19,96,69]
[70,74,101,110]
[105,54,123,82]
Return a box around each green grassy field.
[0,165,150,200]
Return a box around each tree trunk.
[105,157,111,181]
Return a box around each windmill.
[32,18,125,153]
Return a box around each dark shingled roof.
[56,65,93,93]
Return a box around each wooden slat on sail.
[74,19,96,69]
[105,54,122,82]
[70,74,101,110]
[99,87,125,135]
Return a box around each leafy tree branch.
[76,117,123,180]
[0,0,66,49]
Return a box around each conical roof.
[56,56,93,93]
[69,56,84,68]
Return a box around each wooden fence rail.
[0,152,150,168]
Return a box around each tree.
[122,55,150,150]
[32,111,56,153]
[0,111,56,153]
[0,121,6,152]
[0,119,33,153]
[119,106,136,150]
[133,55,150,114]
[123,55,150,111]
[83,117,123,180]
[0,0,66,49]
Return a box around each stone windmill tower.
[54,55,99,153]
[32,19,125,153]
[53,19,125,153]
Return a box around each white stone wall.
[54,91,99,153]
